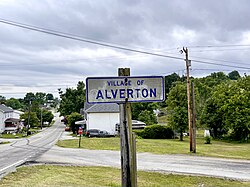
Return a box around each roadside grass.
[0,133,25,139]
[57,137,250,160]
[0,165,249,187]
[0,128,43,139]
[0,141,9,145]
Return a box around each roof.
[0,104,13,113]
[86,103,119,113]
[5,118,21,123]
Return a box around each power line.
[190,48,250,52]
[0,18,250,70]
[0,18,184,61]
[189,55,250,66]
[191,59,250,70]
[187,44,250,48]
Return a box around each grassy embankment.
[0,165,249,187]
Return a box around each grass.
[0,165,249,187]
[0,133,25,139]
[57,136,250,160]
[0,141,9,145]
[0,128,42,139]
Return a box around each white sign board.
[86,76,165,104]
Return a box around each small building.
[84,103,119,135]
[0,104,13,133]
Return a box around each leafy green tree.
[35,92,46,105]
[138,110,157,126]
[20,112,39,128]
[24,93,36,105]
[165,73,181,94]
[0,95,6,104]
[166,82,188,141]
[42,109,54,125]
[58,81,86,116]
[6,98,23,110]
[46,93,54,101]
[228,70,241,80]
[202,76,250,141]
[67,112,84,134]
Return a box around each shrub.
[204,136,211,144]
[136,124,174,139]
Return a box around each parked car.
[86,129,101,137]
[86,129,113,138]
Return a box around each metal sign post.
[78,127,83,148]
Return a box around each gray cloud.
[0,0,249,98]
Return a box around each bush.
[204,136,211,144]
[136,124,174,139]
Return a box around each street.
[0,116,64,178]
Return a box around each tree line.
[57,71,249,141]
[0,92,57,128]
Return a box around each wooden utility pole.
[192,82,196,153]
[27,100,31,136]
[118,68,137,187]
[183,47,193,152]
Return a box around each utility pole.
[27,100,31,136]
[192,82,196,153]
[40,106,43,129]
[118,68,137,187]
[183,47,193,152]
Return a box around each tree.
[165,73,181,94]
[46,93,54,101]
[20,112,39,128]
[138,110,157,126]
[131,102,158,125]
[202,76,250,141]
[166,82,188,141]
[67,112,84,134]
[24,92,36,105]
[228,70,241,80]
[35,92,46,105]
[42,109,54,125]
[0,95,6,104]
[58,81,86,116]
[6,98,23,110]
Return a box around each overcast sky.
[0,0,250,98]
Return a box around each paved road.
[0,116,64,178]
[36,133,250,181]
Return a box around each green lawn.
[57,137,250,160]
[0,128,42,139]
[0,133,25,139]
[0,165,249,187]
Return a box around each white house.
[84,103,119,135]
[13,110,24,119]
[0,104,14,133]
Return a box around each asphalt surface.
[0,115,64,178]
[36,145,250,181]
[1,117,250,181]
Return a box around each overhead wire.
[0,18,250,70]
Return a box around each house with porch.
[0,104,13,133]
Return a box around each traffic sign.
[86,76,165,104]
[78,127,83,135]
